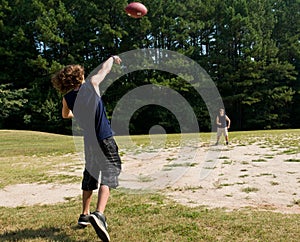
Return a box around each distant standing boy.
[51,56,122,242]
[215,108,231,145]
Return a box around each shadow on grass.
[0,226,86,242]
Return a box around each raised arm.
[90,56,122,95]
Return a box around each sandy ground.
[1,141,299,214]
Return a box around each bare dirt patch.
[0,183,80,207]
[119,143,300,214]
[1,142,299,214]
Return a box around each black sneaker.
[78,214,90,227]
[89,211,110,242]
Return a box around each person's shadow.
[0,226,91,242]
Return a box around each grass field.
[0,129,300,241]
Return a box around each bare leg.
[225,135,229,144]
[89,185,111,241]
[82,190,93,215]
[216,135,220,145]
[96,185,110,213]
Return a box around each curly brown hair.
[51,65,85,94]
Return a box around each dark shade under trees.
[0,0,299,134]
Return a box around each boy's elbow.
[62,112,73,119]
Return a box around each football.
[125,2,148,18]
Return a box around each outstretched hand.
[112,55,122,65]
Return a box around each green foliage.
[0,0,299,133]
[0,84,28,128]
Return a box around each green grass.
[0,130,83,189]
[230,129,300,153]
[115,132,204,151]
[0,129,300,241]
[252,158,268,162]
[164,162,197,168]
[285,158,300,162]
[1,191,300,242]
[241,187,260,193]
[0,130,75,157]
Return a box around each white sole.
[89,214,110,242]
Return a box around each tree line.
[1,0,299,134]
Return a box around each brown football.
[125,2,148,18]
